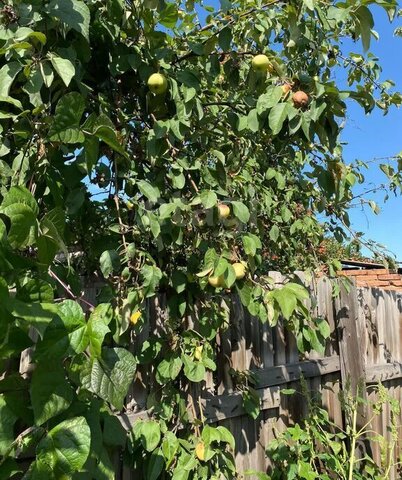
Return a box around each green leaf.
[231,201,250,223]
[147,449,164,480]
[355,6,374,52]
[281,388,296,395]
[49,53,75,87]
[177,70,200,90]
[316,318,331,339]
[200,190,218,209]
[273,288,297,320]
[162,432,179,468]
[1,186,38,215]
[140,420,161,452]
[247,109,259,132]
[303,0,315,10]
[137,180,159,203]
[86,304,113,358]
[141,264,163,297]
[182,355,205,382]
[30,361,74,425]
[35,305,88,359]
[80,347,137,410]
[6,299,57,338]
[285,283,309,300]
[89,114,126,156]
[0,62,22,97]
[48,92,85,143]
[34,417,91,477]
[269,102,289,135]
[269,224,280,242]
[159,3,178,28]
[1,203,36,248]
[39,207,68,263]
[242,388,260,420]
[242,233,261,256]
[47,0,90,40]
[100,250,121,278]
[17,279,54,303]
[256,86,283,114]
[40,61,54,88]
[0,395,18,455]
[216,426,235,450]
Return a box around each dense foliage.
[0,0,401,478]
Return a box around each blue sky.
[339,7,402,260]
[199,2,402,260]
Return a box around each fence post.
[334,282,367,418]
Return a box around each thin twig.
[337,53,385,93]
[48,269,95,309]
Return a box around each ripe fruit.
[208,275,225,288]
[281,83,292,95]
[232,262,246,280]
[292,90,309,108]
[130,311,141,326]
[218,203,230,219]
[251,54,271,73]
[147,73,168,95]
[195,441,205,461]
[194,345,203,361]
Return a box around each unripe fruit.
[251,54,271,73]
[208,275,225,288]
[218,204,230,219]
[147,73,168,95]
[232,262,246,280]
[126,200,134,210]
[292,90,309,108]
[281,83,292,95]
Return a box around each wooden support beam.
[365,362,402,383]
[255,356,341,388]
[117,386,280,431]
[203,386,280,423]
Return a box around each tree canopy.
[0,0,401,478]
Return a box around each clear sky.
[339,7,402,260]
[200,2,402,260]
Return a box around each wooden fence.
[25,273,402,478]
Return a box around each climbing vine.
[0,0,401,478]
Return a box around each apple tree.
[0,0,400,478]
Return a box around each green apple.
[232,262,246,280]
[147,73,168,95]
[218,203,230,219]
[251,54,271,73]
[208,275,225,288]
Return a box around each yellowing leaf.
[130,311,141,325]
[194,345,203,361]
[196,267,213,278]
[195,441,205,461]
